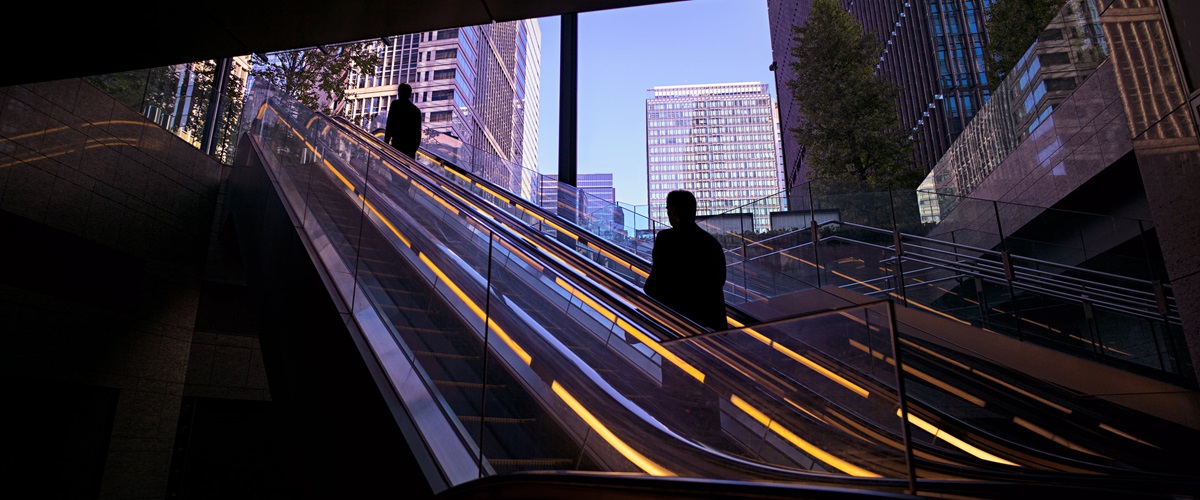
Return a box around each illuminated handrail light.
[728,318,870,398]
[848,339,985,408]
[900,409,1019,466]
[419,252,532,366]
[552,381,674,476]
[556,278,705,383]
[732,395,881,477]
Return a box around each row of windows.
[649,164,780,176]
[648,125,774,136]
[650,175,780,188]
[649,134,774,145]
[647,99,770,111]
[648,116,773,128]
[649,186,780,200]
[648,143,776,154]
[650,151,778,163]
[647,108,771,120]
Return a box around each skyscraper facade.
[539,173,624,238]
[766,0,815,204]
[344,20,542,175]
[645,82,785,232]
[768,0,995,192]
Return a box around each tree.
[984,0,1066,86]
[251,41,380,116]
[787,0,920,189]
[182,59,247,164]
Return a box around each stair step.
[459,415,537,425]
[413,350,479,360]
[433,380,506,390]
[488,458,574,467]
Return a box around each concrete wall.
[0,78,265,498]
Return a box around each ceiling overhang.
[3,0,682,87]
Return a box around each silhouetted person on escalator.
[644,190,726,443]
[384,83,422,158]
[644,190,728,332]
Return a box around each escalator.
[230,87,1200,499]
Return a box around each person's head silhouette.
[398,83,413,101]
[666,190,697,226]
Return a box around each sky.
[535,0,778,209]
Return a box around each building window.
[435,49,458,60]
[431,89,454,101]
[437,29,459,40]
[433,69,456,80]
[430,110,453,122]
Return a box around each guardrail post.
[811,218,821,288]
[893,229,907,307]
[886,300,918,494]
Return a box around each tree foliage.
[787,0,920,189]
[182,60,247,164]
[251,41,380,116]
[984,0,1065,86]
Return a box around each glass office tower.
[768,0,995,183]
[343,20,542,175]
[645,82,786,232]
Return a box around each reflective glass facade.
[645,83,786,231]
[920,0,1108,220]
[344,20,541,172]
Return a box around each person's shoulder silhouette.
[384,83,422,158]
[644,190,727,331]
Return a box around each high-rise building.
[344,20,542,175]
[766,0,815,203]
[539,173,624,238]
[768,0,995,195]
[645,82,786,232]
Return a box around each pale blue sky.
[536,0,778,208]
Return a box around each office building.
[768,0,994,196]
[344,20,542,176]
[539,173,624,238]
[645,82,786,232]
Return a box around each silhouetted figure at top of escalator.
[644,189,728,332]
[384,83,422,158]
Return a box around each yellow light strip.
[900,409,1019,466]
[324,159,356,192]
[610,315,705,383]
[731,395,881,477]
[1012,417,1106,458]
[586,242,649,279]
[360,195,411,248]
[556,277,618,323]
[1099,423,1159,448]
[772,342,871,398]
[497,237,545,273]
[894,336,1072,414]
[419,253,532,365]
[726,319,869,397]
[848,340,985,408]
[970,370,1072,414]
[552,381,674,476]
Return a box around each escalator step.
[413,350,479,360]
[487,458,574,467]
[458,415,537,425]
[434,380,507,390]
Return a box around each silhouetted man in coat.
[384,83,422,158]
[644,190,727,442]
[644,190,728,332]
